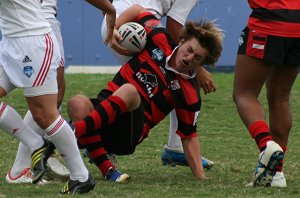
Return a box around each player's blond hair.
[179,19,224,67]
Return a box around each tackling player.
[67,5,223,181]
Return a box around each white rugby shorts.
[0,32,60,96]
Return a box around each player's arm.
[196,67,217,95]
[166,16,182,44]
[85,0,116,44]
[110,4,148,55]
[181,137,206,179]
[175,107,206,179]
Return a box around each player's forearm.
[85,0,116,15]
[181,137,206,179]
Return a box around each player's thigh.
[266,66,299,101]
[25,82,59,128]
[234,55,272,97]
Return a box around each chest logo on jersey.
[168,79,181,90]
[136,72,158,98]
[152,48,164,61]
[23,66,34,78]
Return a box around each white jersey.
[143,0,198,26]
[0,0,50,37]
[101,0,198,64]
[41,0,57,19]
[112,0,198,25]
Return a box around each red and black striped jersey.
[247,0,300,37]
[106,12,201,141]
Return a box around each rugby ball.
[118,22,147,54]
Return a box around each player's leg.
[45,18,69,181]
[67,95,117,180]
[72,84,141,138]
[266,65,299,187]
[7,18,68,183]
[0,67,51,184]
[233,53,284,187]
[21,32,94,193]
[26,89,94,189]
[8,66,67,183]
[67,85,141,182]
[8,110,69,183]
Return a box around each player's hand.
[110,28,130,55]
[197,67,216,95]
[104,12,116,45]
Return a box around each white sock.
[10,143,31,177]
[45,115,88,182]
[23,111,45,136]
[10,111,45,177]
[0,102,43,153]
[168,110,183,149]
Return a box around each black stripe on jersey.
[152,89,173,115]
[251,8,300,23]
[112,72,128,86]
[140,97,153,125]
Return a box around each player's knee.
[67,94,93,121]
[31,112,52,129]
[116,84,140,111]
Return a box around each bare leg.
[266,66,298,147]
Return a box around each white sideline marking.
[65,65,121,74]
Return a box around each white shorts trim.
[24,80,58,97]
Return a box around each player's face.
[173,37,208,75]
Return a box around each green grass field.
[0,73,300,197]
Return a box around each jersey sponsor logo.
[168,79,181,90]
[22,55,32,63]
[23,66,34,78]
[136,72,158,98]
[152,48,164,61]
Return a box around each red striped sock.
[249,120,273,152]
[75,95,127,138]
[276,146,286,172]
